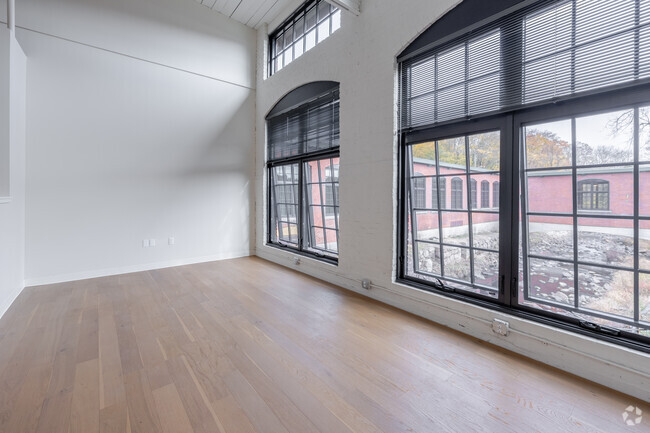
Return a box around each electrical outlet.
[142,239,149,247]
[361,279,371,290]
[168,237,175,246]
[150,239,156,247]
[492,318,510,336]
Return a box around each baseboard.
[0,283,25,320]
[256,246,650,402]
[24,250,252,287]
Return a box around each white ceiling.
[194,0,297,29]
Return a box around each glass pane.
[641,220,650,269]
[523,52,572,103]
[414,211,440,242]
[437,44,465,88]
[576,109,634,165]
[640,106,650,162]
[411,142,437,171]
[284,27,293,49]
[443,246,471,283]
[471,175,498,210]
[317,20,330,43]
[468,74,500,115]
[474,250,499,289]
[438,137,466,169]
[284,48,294,66]
[528,216,574,260]
[295,40,304,58]
[472,212,499,251]
[305,29,316,51]
[294,17,305,38]
[577,167,633,215]
[325,229,338,251]
[641,272,650,322]
[415,242,442,275]
[331,9,341,32]
[578,265,634,318]
[575,32,635,93]
[524,1,573,61]
[641,166,650,216]
[469,131,500,171]
[441,212,469,246]
[524,119,572,169]
[578,218,634,268]
[437,84,466,122]
[443,177,467,210]
[528,258,574,305]
[575,0,634,45]
[468,31,500,78]
[317,1,331,20]
[305,6,317,30]
[526,171,572,213]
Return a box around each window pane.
[443,246,471,283]
[415,211,440,242]
[295,17,305,38]
[642,166,650,215]
[438,137,467,170]
[305,29,316,51]
[474,250,499,289]
[304,157,339,255]
[305,6,317,30]
[640,106,650,162]
[473,212,499,251]
[577,168,632,216]
[331,9,341,32]
[524,1,573,61]
[469,131,500,171]
[578,218,634,268]
[415,242,442,275]
[526,172,573,213]
[448,177,466,210]
[528,258,574,305]
[576,109,634,165]
[641,272,650,322]
[317,1,331,20]
[441,212,469,246]
[437,45,465,89]
[525,119,572,169]
[641,220,650,270]
[528,216,574,261]
[317,20,330,43]
[579,265,634,318]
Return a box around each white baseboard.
[0,283,25,320]
[24,250,252,287]
[256,246,650,403]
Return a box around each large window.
[269,0,341,76]
[267,82,340,262]
[399,0,650,351]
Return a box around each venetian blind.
[400,0,650,129]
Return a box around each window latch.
[434,278,454,293]
[579,321,621,336]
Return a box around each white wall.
[0,28,27,318]
[18,0,257,284]
[254,0,650,401]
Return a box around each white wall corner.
[325,0,360,15]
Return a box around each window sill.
[266,242,338,266]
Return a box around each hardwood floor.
[0,256,647,433]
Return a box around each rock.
[553,292,570,303]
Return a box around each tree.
[525,129,571,168]
[607,107,650,159]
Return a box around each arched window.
[451,177,463,209]
[578,179,609,210]
[493,181,500,208]
[413,173,426,208]
[470,178,478,209]
[481,180,490,208]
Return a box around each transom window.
[399,0,650,351]
[269,0,341,76]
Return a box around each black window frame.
[397,0,650,352]
[268,0,341,76]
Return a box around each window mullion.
[571,117,579,310]
[634,106,640,323]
